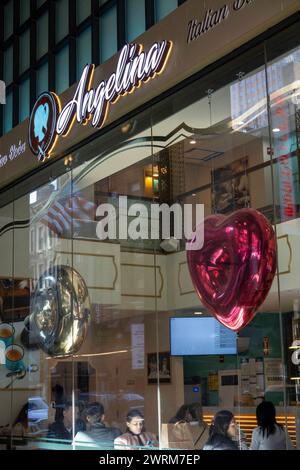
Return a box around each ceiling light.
[192,193,196,197]
[46,349,128,359]
[153,173,159,177]
[190,139,196,145]
[194,311,203,315]
[121,122,133,133]
[273,128,280,133]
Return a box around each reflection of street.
[213,159,249,214]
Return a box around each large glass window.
[4,0,13,40]
[125,0,145,42]
[76,0,91,25]
[36,0,47,8]
[3,90,13,134]
[20,0,30,25]
[19,77,30,122]
[36,61,49,98]
[155,0,178,22]
[37,12,49,60]
[4,46,13,86]
[99,6,117,64]
[56,0,69,44]
[55,45,69,94]
[0,17,299,452]
[19,29,30,75]
[76,27,92,80]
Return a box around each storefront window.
[0,17,300,452]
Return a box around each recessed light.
[190,139,196,145]
[153,173,159,177]
[192,193,196,197]
[273,128,280,133]
[194,311,203,315]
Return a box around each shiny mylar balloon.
[186,209,277,332]
[30,265,91,356]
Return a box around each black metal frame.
[0,0,185,137]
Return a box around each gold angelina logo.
[29,41,173,161]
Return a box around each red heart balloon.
[186,209,277,332]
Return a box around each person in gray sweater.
[250,401,294,450]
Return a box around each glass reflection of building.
[0,0,300,451]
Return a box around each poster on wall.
[0,279,31,322]
[264,358,284,392]
[147,352,171,384]
[211,158,250,214]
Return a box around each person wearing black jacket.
[47,401,86,442]
[203,410,239,450]
[74,402,121,449]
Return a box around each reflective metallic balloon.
[30,265,90,356]
[187,209,277,332]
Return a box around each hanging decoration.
[186,209,277,332]
[30,265,91,356]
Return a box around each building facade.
[0,0,300,451]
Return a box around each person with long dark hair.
[74,402,121,449]
[203,410,239,450]
[251,401,294,450]
[114,409,158,450]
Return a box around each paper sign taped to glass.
[264,358,284,392]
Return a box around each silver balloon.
[30,265,90,356]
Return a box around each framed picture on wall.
[147,351,171,384]
[0,278,31,322]
[212,157,250,214]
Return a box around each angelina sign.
[187,0,255,44]
[29,40,172,161]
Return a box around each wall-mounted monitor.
[170,317,237,356]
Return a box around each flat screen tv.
[170,317,237,356]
